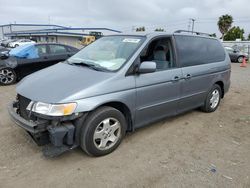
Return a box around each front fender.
[74,88,136,118]
[0,57,18,69]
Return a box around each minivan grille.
[17,94,33,120]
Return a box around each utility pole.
[191,18,195,33]
[188,19,191,31]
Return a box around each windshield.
[67,36,144,71]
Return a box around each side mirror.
[138,61,156,74]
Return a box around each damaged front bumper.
[8,101,83,157]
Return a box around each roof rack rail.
[174,30,213,37]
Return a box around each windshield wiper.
[67,61,110,72]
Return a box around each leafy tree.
[248,33,250,41]
[155,28,164,32]
[224,26,244,41]
[136,26,145,32]
[217,14,233,40]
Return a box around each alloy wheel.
[210,89,220,109]
[0,69,15,85]
[238,56,243,63]
[93,118,121,151]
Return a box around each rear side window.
[49,45,67,54]
[67,46,78,52]
[175,36,225,67]
[36,45,47,57]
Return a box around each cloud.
[178,7,198,17]
[0,0,250,36]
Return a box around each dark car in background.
[0,43,79,85]
[225,46,248,63]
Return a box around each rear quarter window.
[175,35,225,67]
[67,46,79,52]
[49,45,67,54]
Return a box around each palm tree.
[217,14,233,40]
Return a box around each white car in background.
[9,39,36,48]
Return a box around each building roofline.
[0,23,122,33]
[4,31,87,37]
[0,23,67,28]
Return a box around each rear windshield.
[9,44,35,58]
[175,35,225,67]
[68,36,145,71]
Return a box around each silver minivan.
[8,31,231,157]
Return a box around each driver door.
[134,37,182,128]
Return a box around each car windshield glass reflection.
[67,36,144,71]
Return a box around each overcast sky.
[0,0,250,37]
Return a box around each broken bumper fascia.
[8,101,85,156]
[8,101,48,134]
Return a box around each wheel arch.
[95,101,133,132]
[214,81,224,98]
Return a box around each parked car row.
[1,38,35,48]
[0,43,79,85]
[224,46,249,63]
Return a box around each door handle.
[171,76,180,82]
[43,56,48,59]
[184,74,192,80]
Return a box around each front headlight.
[26,102,77,116]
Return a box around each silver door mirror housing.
[138,61,156,74]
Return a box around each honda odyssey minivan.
[8,31,231,157]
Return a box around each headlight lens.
[26,102,77,116]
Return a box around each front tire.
[237,56,244,63]
[80,106,127,156]
[0,68,17,85]
[201,84,222,113]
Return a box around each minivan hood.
[16,62,115,103]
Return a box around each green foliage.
[248,33,250,41]
[217,14,233,39]
[136,26,145,32]
[155,28,164,32]
[224,26,244,41]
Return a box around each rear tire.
[0,68,17,85]
[201,84,222,113]
[80,106,127,156]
